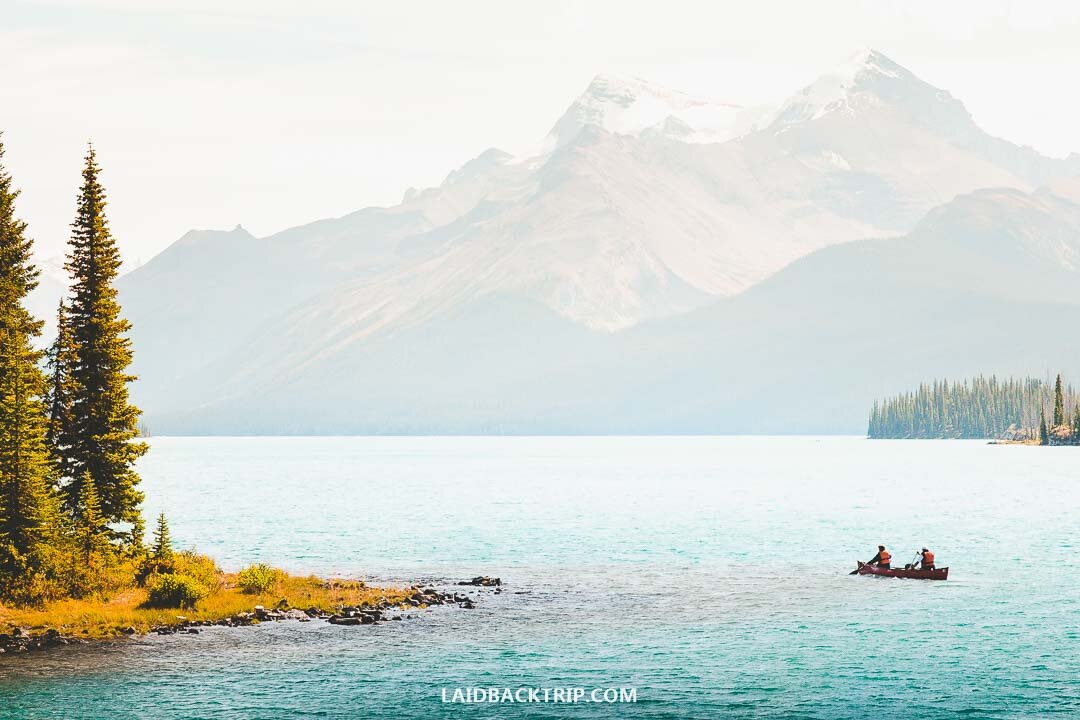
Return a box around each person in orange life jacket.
[917,548,935,570]
[867,545,892,569]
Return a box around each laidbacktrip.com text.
[441,687,638,704]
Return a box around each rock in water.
[458,576,501,587]
[328,616,362,626]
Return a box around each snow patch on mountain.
[545,74,771,150]
[771,48,906,126]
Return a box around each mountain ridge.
[110,49,1080,433]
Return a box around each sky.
[3,0,1080,267]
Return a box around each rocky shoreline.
[0,576,502,655]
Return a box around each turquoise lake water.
[1,436,1078,719]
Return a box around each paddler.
[917,547,935,570]
[867,545,892,569]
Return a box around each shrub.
[137,549,222,591]
[146,573,208,608]
[1,569,66,607]
[173,551,222,592]
[237,564,281,594]
[136,557,173,586]
[55,543,133,601]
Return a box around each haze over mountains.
[107,49,1080,434]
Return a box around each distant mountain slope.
[142,184,1080,434]
[605,184,1080,434]
[116,50,1080,432]
[26,255,68,340]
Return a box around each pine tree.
[151,512,173,561]
[58,145,147,543]
[45,301,77,478]
[1038,408,1049,446]
[73,476,112,563]
[1053,373,1065,427]
[0,136,61,596]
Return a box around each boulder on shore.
[328,616,361,626]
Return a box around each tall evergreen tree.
[57,145,147,543]
[0,136,61,594]
[1038,408,1049,446]
[1053,373,1065,427]
[45,300,77,477]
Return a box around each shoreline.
[0,574,502,656]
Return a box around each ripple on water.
[2,437,1079,719]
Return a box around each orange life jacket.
[922,551,934,565]
[879,550,891,564]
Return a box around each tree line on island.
[0,136,188,606]
[868,374,1080,444]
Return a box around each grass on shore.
[0,572,413,639]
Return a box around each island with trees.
[868,374,1080,444]
[0,138,467,653]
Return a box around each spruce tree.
[151,512,173,561]
[1053,373,1065,427]
[74,476,112,563]
[45,301,77,477]
[58,145,147,542]
[1038,409,1049,446]
[0,136,61,596]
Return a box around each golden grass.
[0,572,413,639]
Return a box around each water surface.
[2,437,1077,718]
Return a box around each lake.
[2,436,1078,718]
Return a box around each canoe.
[856,561,949,581]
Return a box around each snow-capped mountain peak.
[113,48,1080,434]
[545,73,766,149]
[770,48,911,126]
[841,47,904,78]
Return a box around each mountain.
[27,255,68,340]
[115,50,1080,434]
[608,182,1080,434]
[142,183,1080,435]
[544,74,773,149]
[764,48,1079,229]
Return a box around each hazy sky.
[4,0,1080,266]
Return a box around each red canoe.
[856,561,949,581]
